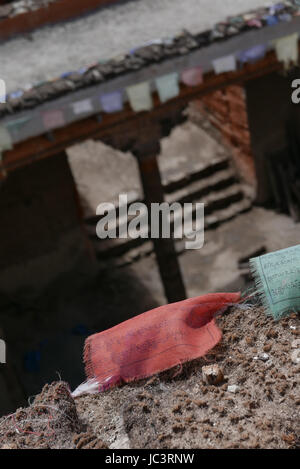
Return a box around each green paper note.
[5,115,32,133]
[126,81,153,112]
[155,72,179,103]
[0,125,12,153]
[250,244,300,320]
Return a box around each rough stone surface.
[227,384,240,393]
[1,305,299,448]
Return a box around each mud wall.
[0,152,90,294]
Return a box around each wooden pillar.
[134,139,186,303]
[62,150,97,262]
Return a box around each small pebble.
[202,364,224,385]
[227,385,240,394]
[291,339,300,349]
[291,349,300,365]
[254,353,269,362]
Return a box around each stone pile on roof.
[0,0,299,118]
[0,0,56,19]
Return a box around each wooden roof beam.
[2,49,282,174]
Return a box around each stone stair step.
[166,167,236,205]
[92,186,247,259]
[100,198,253,265]
[84,157,230,227]
[162,157,229,193]
[87,172,240,241]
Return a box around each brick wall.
[194,85,256,187]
